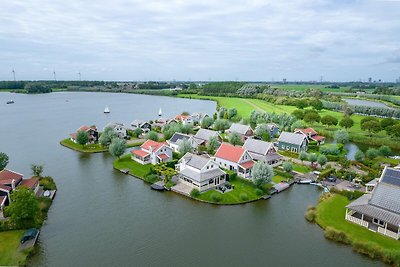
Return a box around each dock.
[262,195,271,200]
[19,230,40,251]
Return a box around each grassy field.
[0,230,28,266]
[195,178,264,204]
[316,194,400,251]
[60,139,108,153]
[113,153,152,179]
[292,163,311,173]
[272,175,286,184]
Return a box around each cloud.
[0,0,399,81]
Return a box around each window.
[373,218,385,227]
[209,179,214,184]
[206,166,209,169]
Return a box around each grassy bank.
[60,138,108,153]
[0,230,28,266]
[113,153,152,179]
[314,194,400,265]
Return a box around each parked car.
[327,176,337,183]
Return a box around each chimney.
[11,179,16,190]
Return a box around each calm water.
[343,98,390,108]
[0,92,382,267]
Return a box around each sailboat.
[158,107,162,117]
[104,105,110,113]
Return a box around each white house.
[104,122,127,139]
[243,138,282,166]
[131,140,173,165]
[192,129,222,146]
[177,153,227,192]
[167,132,196,153]
[174,114,193,125]
[213,143,254,179]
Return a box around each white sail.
[104,105,110,113]
[158,108,162,116]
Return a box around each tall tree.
[76,130,89,147]
[321,115,338,127]
[31,164,44,177]
[206,136,220,155]
[299,151,308,163]
[146,131,159,141]
[229,132,243,146]
[303,112,321,125]
[109,138,126,158]
[334,129,349,144]
[308,153,318,165]
[0,152,9,170]
[354,150,365,162]
[317,154,327,168]
[251,161,274,187]
[99,126,117,146]
[339,116,354,129]
[178,139,193,155]
[282,162,293,173]
[201,117,214,129]
[5,188,39,226]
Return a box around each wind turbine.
[12,68,16,81]
[53,69,57,81]
[78,72,81,81]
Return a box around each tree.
[109,138,126,158]
[341,105,353,116]
[310,98,323,110]
[291,109,304,120]
[361,120,381,135]
[291,120,305,131]
[99,126,117,146]
[303,112,321,124]
[354,150,365,162]
[308,153,318,165]
[76,130,89,147]
[5,187,39,226]
[213,119,231,132]
[339,116,354,129]
[250,110,260,124]
[334,129,349,144]
[227,108,237,120]
[252,161,274,187]
[299,151,308,163]
[201,117,214,129]
[229,132,243,146]
[31,164,44,177]
[366,148,380,159]
[379,145,391,156]
[178,139,193,155]
[387,124,400,138]
[181,111,190,116]
[282,162,293,173]
[213,112,217,121]
[380,118,396,130]
[146,131,159,141]
[218,108,227,119]
[134,128,143,137]
[254,124,269,138]
[0,152,9,170]
[206,136,220,155]
[317,154,327,168]
[296,99,308,109]
[321,115,338,127]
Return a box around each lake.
[343,98,390,108]
[0,92,382,267]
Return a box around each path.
[242,99,264,112]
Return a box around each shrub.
[324,227,351,245]
[228,172,237,181]
[255,188,264,196]
[211,193,222,202]
[39,176,57,190]
[144,174,159,184]
[318,168,335,180]
[304,206,316,223]
[190,189,200,198]
[240,193,249,201]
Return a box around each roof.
[180,167,226,183]
[312,135,325,141]
[0,184,12,191]
[243,139,273,156]
[0,169,23,184]
[175,114,191,120]
[169,132,191,144]
[239,161,254,169]
[181,153,210,169]
[380,167,400,187]
[295,128,317,135]
[266,123,278,129]
[214,143,246,163]
[140,140,167,152]
[78,125,97,132]
[249,152,283,162]
[228,123,253,135]
[366,178,379,186]
[194,129,220,142]
[105,122,125,129]
[157,153,169,160]
[278,132,307,146]
[19,178,39,190]
[131,149,150,158]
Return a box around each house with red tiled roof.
[70,125,99,144]
[130,140,173,165]
[0,169,24,207]
[19,177,40,194]
[213,143,254,179]
[174,114,193,125]
[294,127,325,145]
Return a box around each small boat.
[104,105,110,113]
[298,179,312,184]
[158,107,162,117]
[6,100,14,104]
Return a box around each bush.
[228,172,237,181]
[324,227,351,245]
[304,206,316,223]
[39,176,57,190]
[255,188,264,196]
[240,193,249,201]
[144,174,159,183]
[318,168,335,180]
[330,188,364,200]
[211,193,222,202]
[190,189,200,198]
[319,144,340,155]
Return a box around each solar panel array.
[381,168,400,187]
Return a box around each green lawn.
[113,153,152,179]
[316,194,400,251]
[272,175,286,184]
[195,178,265,204]
[60,139,108,153]
[292,163,311,173]
[0,230,28,266]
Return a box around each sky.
[0,0,400,82]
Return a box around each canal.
[0,92,382,266]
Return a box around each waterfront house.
[213,143,254,179]
[192,129,222,146]
[131,120,152,133]
[266,123,280,137]
[191,113,209,124]
[167,132,195,153]
[277,132,308,153]
[294,127,325,145]
[243,138,282,166]
[226,123,254,140]
[19,177,40,194]
[70,125,99,144]
[0,169,24,206]
[104,122,127,139]
[174,114,193,125]
[130,140,173,165]
[345,167,400,240]
[176,153,227,192]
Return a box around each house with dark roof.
[277,132,308,153]
[131,120,152,133]
[70,125,99,144]
[345,167,400,240]
[243,139,282,166]
[226,123,254,140]
[192,129,222,146]
[176,153,227,192]
[294,127,325,145]
[213,143,254,179]
[130,140,173,165]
